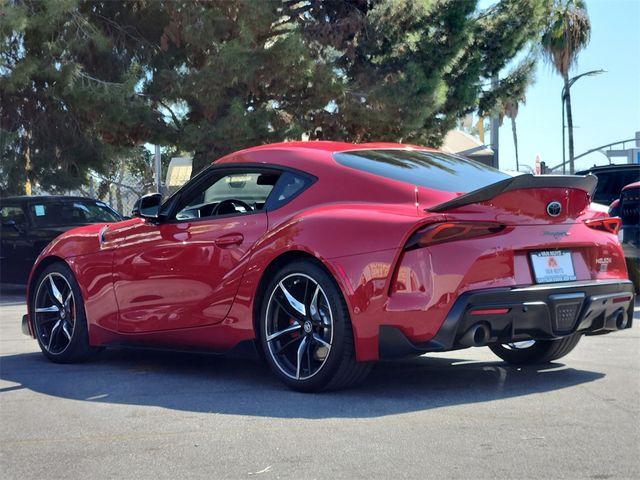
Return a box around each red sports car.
[22,142,635,391]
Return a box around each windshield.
[29,200,121,227]
[333,149,509,193]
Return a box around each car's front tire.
[489,334,582,365]
[259,260,372,392]
[31,262,99,363]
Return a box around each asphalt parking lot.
[1,285,638,480]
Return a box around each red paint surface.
[25,141,631,361]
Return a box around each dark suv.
[0,196,122,284]
[576,164,640,206]
[609,182,640,293]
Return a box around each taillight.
[405,222,506,250]
[584,217,621,235]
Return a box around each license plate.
[530,250,576,283]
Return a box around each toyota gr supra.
[21,142,635,391]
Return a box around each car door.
[109,168,280,333]
[0,203,32,284]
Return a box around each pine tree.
[0,0,166,195]
[284,0,549,146]
[2,0,551,193]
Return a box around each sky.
[492,0,640,173]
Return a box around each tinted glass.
[267,171,313,209]
[1,206,28,226]
[592,170,640,205]
[333,149,509,192]
[29,201,121,227]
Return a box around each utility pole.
[154,145,162,194]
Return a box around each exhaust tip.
[460,323,491,347]
[616,311,628,330]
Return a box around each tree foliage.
[1,0,552,194]
[0,0,167,194]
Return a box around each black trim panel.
[427,174,598,213]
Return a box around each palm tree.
[497,56,536,173]
[541,0,591,174]
[502,98,523,172]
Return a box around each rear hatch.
[332,148,624,290]
[399,176,626,303]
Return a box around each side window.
[593,173,616,204]
[266,171,314,210]
[0,205,28,227]
[622,170,640,188]
[175,171,280,221]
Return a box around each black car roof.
[0,195,101,204]
[576,164,640,174]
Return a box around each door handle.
[215,233,244,247]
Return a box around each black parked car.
[609,182,640,293]
[0,196,122,284]
[576,164,640,206]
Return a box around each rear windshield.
[333,149,509,192]
[29,200,121,227]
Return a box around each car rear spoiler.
[426,174,598,213]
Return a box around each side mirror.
[132,193,163,220]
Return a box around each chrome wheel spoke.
[312,333,331,350]
[62,322,72,341]
[295,336,309,380]
[35,305,60,314]
[309,284,321,322]
[267,323,301,342]
[274,334,304,355]
[64,291,73,309]
[48,275,64,305]
[278,281,306,317]
[47,319,62,351]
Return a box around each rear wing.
[426,174,598,213]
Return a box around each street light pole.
[560,69,605,175]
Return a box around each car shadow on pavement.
[0,347,604,418]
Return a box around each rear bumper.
[379,280,635,358]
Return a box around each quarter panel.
[228,206,424,361]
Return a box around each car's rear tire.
[488,334,582,365]
[31,262,100,363]
[259,260,372,392]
